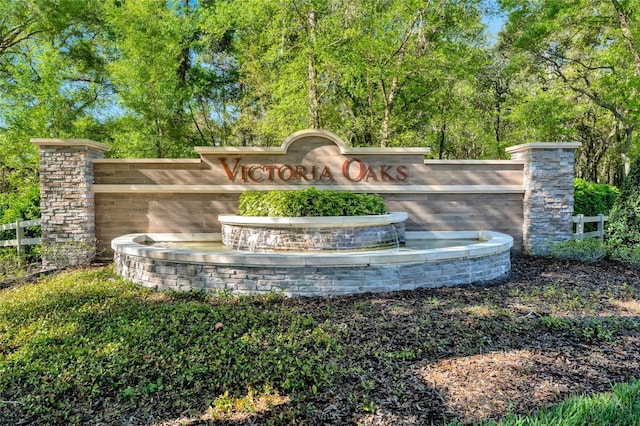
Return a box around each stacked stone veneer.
[221,223,405,252]
[114,250,510,296]
[506,143,581,255]
[32,139,108,266]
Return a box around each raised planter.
[218,212,408,252]
[111,231,514,296]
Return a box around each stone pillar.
[31,139,109,266]
[506,142,582,255]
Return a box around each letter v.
[219,158,242,182]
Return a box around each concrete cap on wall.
[505,142,582,154]
[31,138,110,151]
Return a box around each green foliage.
[40,239,97,270]
[607,156,640,248]
[238,188,388,217]
[550,239,607,263]
[0,267,340,424]
[0,183,40,249]
[480,379,640,426]
[608,244,640,269]
[501,0,640,185]
[0,249,28,284]
[537,314,637,344]
[1,262,639,423]
[573,178,619,216]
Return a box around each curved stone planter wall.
[112,231,513,297]
[219,212,407,252]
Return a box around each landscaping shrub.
[40,239,98,270]
[573,178,619,216]
[550,239,606,263]
[238,187,388,217]
[606,156,640,259]
[0,184,41,263]
[608,244,640,269]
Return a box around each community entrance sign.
[193,129,427,187]
[32,129,581,259]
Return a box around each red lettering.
[264,165,276,181]
[318,166,334,182]
[362,166,378,181]
[219,158,242,182]
[247,165,264,182]
[396,165,408,181]
[278,165,293,181]
[295,165,309,181]
[379,165,395,181]
[342,157,365,182]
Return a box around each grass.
[0,260,639,424]
[483,380,640,426]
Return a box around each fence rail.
[573,214,607,241]
[0,219,41,253]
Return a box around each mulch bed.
[197,254,640,425]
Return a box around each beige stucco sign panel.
[195,129,430,186]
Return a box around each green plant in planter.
[238,187,388,217]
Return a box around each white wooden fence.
[0,219,41,253]
[573,214,607,241]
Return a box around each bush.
[0,249,28,284]
[238,187,388,217]
[606,156,640,249]
[608,244,640,269]
[550,239,607,263]
[0,183,40,247]
[573,178,619,216]
[40,239,97,270]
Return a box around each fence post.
[598,214,605,241]
[15,219,24,255]
[576,214,584,241]
[15,219,24,267]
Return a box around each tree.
[210,0,488,148]
[0,0,108,221]
[499,0,640,184]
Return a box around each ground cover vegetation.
[0,255,639,425]
[1,0,639,221]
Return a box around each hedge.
[238,187,388,217]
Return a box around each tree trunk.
[307,9,320,129]
[438,122,446,160]
[380,77,398,148]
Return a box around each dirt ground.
[227,254,640,425]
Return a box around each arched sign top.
[281,128,348,153]
[194,129,430,156]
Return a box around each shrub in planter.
[238,187,388,217]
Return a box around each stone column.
[506,142,582,255]
[31,139,109,267]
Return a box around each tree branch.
[610,0,640,76]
